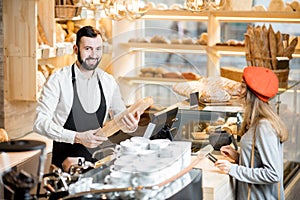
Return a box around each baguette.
[276,31,284,56]
[247,26,256,66]
[95,97,154,137]
[283,37,298,59]
[268,25,277,69]
[37,15,50,46]
[262,25,272,69]
[254,26,264,67]
[244,34,252,66]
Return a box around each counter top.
[0,133,235,199]
[192,152,236,200]
[0,132,53,173]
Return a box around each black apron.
[52,64,107,169]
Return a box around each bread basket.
[55,0,82,18]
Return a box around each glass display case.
[172,100,243,153]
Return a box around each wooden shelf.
[121,43,207,54]
[142,9,209,21]
[143,10,300,23]
[119,76,192,85]
[121,42,300,57]
[210,11,300,23]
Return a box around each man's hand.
[74,129,108,148]
[120,111,141,133]
[62,157,85,172]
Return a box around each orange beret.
[243,66,278,102]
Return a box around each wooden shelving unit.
[116,10,300,79]
[119,76,191,86]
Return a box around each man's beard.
[78,51,101,71]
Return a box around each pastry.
[181,72,202,80]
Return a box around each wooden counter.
[192,153,236,200]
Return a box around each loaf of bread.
[181,72,202,80]
[140,67,169,77]
[162,72,183,79]
[95,97,154,137]
[150,35,169,44]
[268,0,285,11]
[197,32,208,45]
[182,38,195,45]
[172,76,240,102]
[0,128,8,142]
[172,81,202,97]
[200,77,231,102]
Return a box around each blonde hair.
[240,89,288,142]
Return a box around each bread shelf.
[119,76,191,85]
[116,10,300,78]
[210,11,300,23]
[143,10,300,23]
[121,43,207,54]
[121,43,300,58]
[142,9,209,21]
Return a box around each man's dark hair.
[76,26,102,47]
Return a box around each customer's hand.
[220,145,239,163]
[215,160,233,174]
[120,111,141,133]
[75,129,108,148]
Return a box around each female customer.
[215,66,288,200]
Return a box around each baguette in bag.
[95,97,154,137]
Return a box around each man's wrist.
[74,133,80,144]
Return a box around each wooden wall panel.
[4,99,36,138]
[5,56,37,100]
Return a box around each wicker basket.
[55,0,82,18]
[273,68,289,88]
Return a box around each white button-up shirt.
[33,64,126,143]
